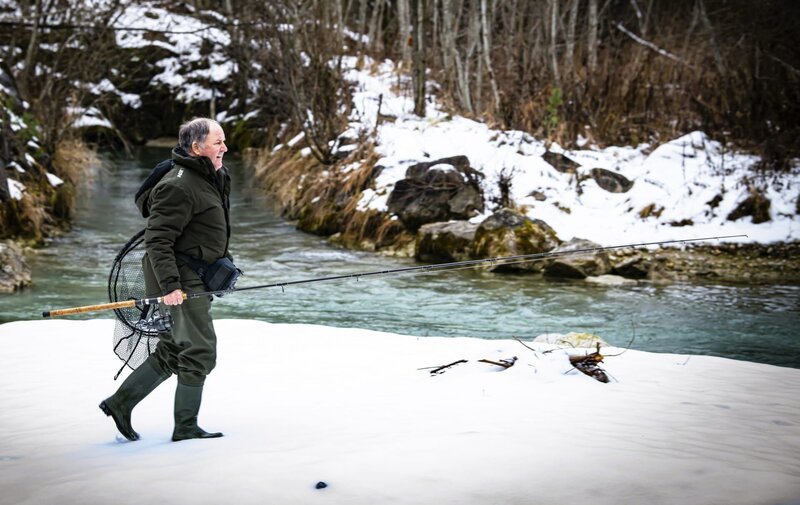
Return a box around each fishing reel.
[135,305,173,333]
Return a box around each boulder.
[415,221,478,262]
[585,274,638,286]
[541,151,580,173]
[386,156,484,230]
[543,238,611,279]
[471,208,559,272]
[612,253,651,279]
[590,168,633,193]
[0,240,31,293]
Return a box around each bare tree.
[548,0,561,87]
[479,0,500,114]
[586,0,598,76]
[564,0,580,77]
[272,1,351,164]
[397,0,412,67]
[412,0,427,116]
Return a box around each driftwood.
[568,342,609,383]
[478,356,517,369]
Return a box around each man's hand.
[162,289,185,305]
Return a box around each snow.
[68,106,113,129]
[112,3,231,104]
[0,319,798,505]
[87,79,142,109]
[45,172,64,187]
[342,57,800,246]
[23,152,37,168]
[6,178,24,199]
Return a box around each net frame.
[108,229,163,377]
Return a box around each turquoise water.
[2,147,799,368]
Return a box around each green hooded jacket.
[135,147,231,294]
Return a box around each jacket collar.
[172,146,220,181]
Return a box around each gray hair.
[178,117,221,153]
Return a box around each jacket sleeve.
[145,182,194,293]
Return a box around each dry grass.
[249,138,408,253]
[0,137,98,242]
[53,137,100,184]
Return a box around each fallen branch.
[478,356,518,369]
[419,359,468,375]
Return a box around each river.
[3,147,799,368]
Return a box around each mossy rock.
[415,221,478,262]
[471,208,559,272]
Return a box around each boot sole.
[172,432,224,442]
[99,401,140,441]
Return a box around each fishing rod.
[42,234,746,318]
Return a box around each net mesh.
[109,229,162,373]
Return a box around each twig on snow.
[478,356,518,369]
[419,359,469,375]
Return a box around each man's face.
[193,123,227,170]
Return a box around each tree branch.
[614,21,697,70]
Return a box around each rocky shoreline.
[253,148,800,286]
[391,217,800,285]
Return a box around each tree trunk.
[464,0,481,113]
[587,0,598,76]
[412,0,427,116]
[696,0,726,76]
[565,0,580,77]
[397,0,412,67]
[480,0,500,114]
[441,0,473,113]
[368,0,385,53]
[549,0,561,87]
[357,0,369,50]
[20,0,43,96]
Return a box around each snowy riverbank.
[1,319,798,505]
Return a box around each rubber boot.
[99,356,170,441]
[171,382,223,442]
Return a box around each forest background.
[0,0,798,242]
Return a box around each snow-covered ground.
[1,319,798,505]
[342,58,799,246]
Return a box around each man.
[100,117,231,442]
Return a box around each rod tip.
[42,311,50,318]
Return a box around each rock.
[543,238,611,279]
[0,240,31,293]
[585,274,638,286]
[471,208,559,272]
[415,221,478,262]
[590,168,633,193]
[727,188,771,224]
[541,151,580,173]
[530,190,547,201]
[533,332,608,348]
[387,156,484,230]
[612,253,650,279]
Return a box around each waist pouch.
[177,253,243,296]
